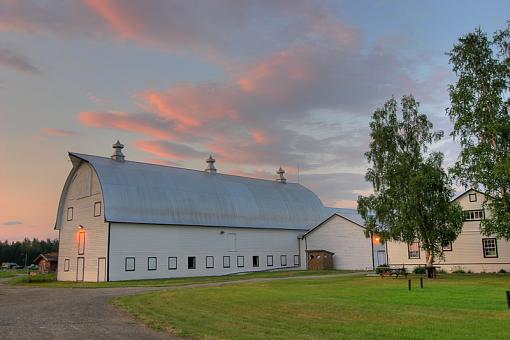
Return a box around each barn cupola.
[205,155,217,174]
[276,167,286,184]
[111,140,125,162]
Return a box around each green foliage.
[0,238,59,266]
[447,22,510,239]
[376,264,390,274]
[357,95,465,266]
[413,266,426,274]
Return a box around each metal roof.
[67,153,328,230]
[325,207,365,226]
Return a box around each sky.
[0,0,508,241]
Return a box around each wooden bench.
[380,267,408,279]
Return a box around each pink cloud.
[134,140,204,160]
[42,128,80,137]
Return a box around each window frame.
[252,255,259,267]
[468,193,477,202]
[267,255,274,267]
[408,242,420,259]
[482,238,498,258]
[237,256,244,268]
[223,256,231,268]
[188,256,196,269]
[67,207,73,221]
[294,255,300,266]
[64,258,70,272]
[206,256,214,269]
[94,201,102,217]
[464,209,485,221]
[125,257,135,272]
[168,257,177,270]
[78,230,85,255]
[280,255,287,266]
[442,242,453,252]
[147,256,157,271]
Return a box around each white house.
[386,189,510,273]
[57,142,377,282]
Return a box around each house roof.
[58,153,328,230]
[33,252,58,263]
[451,188,489,203]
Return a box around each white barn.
[57,142,379,282]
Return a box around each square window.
[252,256,259,267]
[469,193,477,202]
[267,255,273,267]
[125,257,135,271]
[223,256,230,268]
[168,257,177,270]
[206,256,214,268]
[294,255,300,266]
[442,242,453,251]
[148,257,157,271]
[280,255,287,266]
[482,238,498,258]
[237,256,244,268]
[67,207,73,221]
[94,202,102,217]
[188,256,196,269]
[408,242,420,259]
[64,258,70,271]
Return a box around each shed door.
[76,257,85,282]
[97,257,106,282]
[377,250,387,266]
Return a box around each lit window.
[408,242,420,259]
[125,257,135,271]
[281,255,287,266]
[67,207,73,221]
[148,257,157,271]
[442,242,452,251]
[64,258,70,272]
[464,210,485,221]
[206,256,214,269]
[188,256,196,269]
[94,202,102,217]
[294,255,300,266]
[482,238,498,258]
[223,256,230,268]
[168,257,177,270]
[469,193,477,202]
[78,230,85,255]
[267,255,273,267]
[252,256,259,267]
[237,256,244,268]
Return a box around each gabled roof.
[451,188,489,203]
[33,252,58,263]
[58,153,328,231]
[302,210,366,238]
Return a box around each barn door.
[377,250,387,266]
[76,257,85,282]
[97,257,106,282]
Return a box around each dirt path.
[0,272,364,339]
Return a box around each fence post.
[420,277,423,288]
[506,291,510,309]
[408,279,411,291]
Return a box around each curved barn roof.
[65,153,328,230]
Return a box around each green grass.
[9,269,356,288]
[0,269,26,278]
[113,274,510,339]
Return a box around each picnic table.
[380,267,408,278]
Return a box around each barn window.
[188,256,196,269]
[64,258,70,271]
[408,242,420,259]
[206,256,214,268]
[78,230,85,255]
[223,256,230,268]
[148,257,157,271]
[67,207,73,221]
[294,255,300,266]
[482,238,498,258]
[469,193,477,202]
[168,257,177,270]
[125,257,135,271]
[280,255,287,266]
[252,256,259,267]
[267,255,273,266]
[464,210,485,221]
[94,201,102,217]
[237,256,244,268]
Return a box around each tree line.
[0,238,59,267]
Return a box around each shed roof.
[33,252,58,263]
[60,153,328,230]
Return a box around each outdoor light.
[78,225,84,229]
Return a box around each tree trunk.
[425,251,435,278]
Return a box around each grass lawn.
[8,269,356,288]
[113,274,510,339]
[0,269,26,278]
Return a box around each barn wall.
[304,215,373,270]
[57,162,109,282]
[387,190,510,273]
[109,223,302,281]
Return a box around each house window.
[148,257,157,271]
[223,256,230,268]
[252,256,259,267]
[482,238,498,258]
[188,256,196,269]
[125,257,135,271]
[67,207,73,221]
[168,257,177,270]
[267,255,273,267]
[206,256,214,269]
[94,201,102,217]
[237,256,244,268]
[64,258,70,271]
[78,230,85,255]
[408,242,420,259]
[464,210,485,221]
[294,255,300,266]
[281,255,287,266]
[469,193,477,202]
[442,242,453,251]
